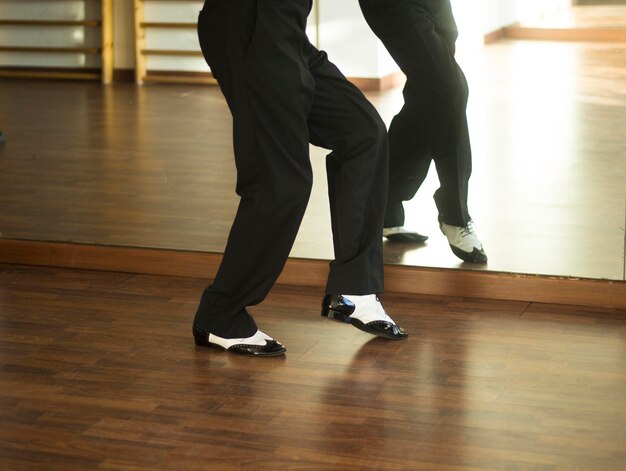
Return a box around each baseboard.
[485,21,626,44]
[501,24,626,42]
[112,70,218,86]
[348,71,405,92]
[0,66,101,81]
[113,68,135,83]
[1,239,624,310]
[484,27,508,45]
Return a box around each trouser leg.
[306,47,388,295]
[360,0,472,227]
[384,91,432,228]
[195,0,315,337]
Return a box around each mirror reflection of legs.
[360,0,487,265]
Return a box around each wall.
[0,0,104,68]
[316,1,397,80]
[112,0,541,76]
[311,0,571,79]
[3,0,572,78]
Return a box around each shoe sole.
[349,318,408,340]
[384,233,428,243]
[321,308,408,340]
[193,334,286,357]
[450,245,488,264]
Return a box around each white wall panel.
[0,0,97,20]
[143,1,202,22]
[0,52,100,68]
[146,55,206,72]
[0,0,103,69]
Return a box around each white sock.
[342,294,394,324]
[208,330,273,349]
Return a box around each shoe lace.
[459,221,475,238]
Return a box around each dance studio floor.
[0,38,625,281]
[1,8,626,468]
[1,263,625,470]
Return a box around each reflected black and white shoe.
[321,294,408,340]
[193,325,286,357]
[383,226,428,243]
[439,219,487,263]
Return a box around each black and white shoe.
[193,325,286,357]
[383,226,428,243]
[439,219,487,263]
[321,294,408,340]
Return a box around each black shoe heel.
[192,325,211,347]
[321,294,355,323]
[321,306,352,323]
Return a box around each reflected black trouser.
[195,0,388,337]
[360,0,472,228]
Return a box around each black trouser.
[194,0,388,338]
[360,0,472,228]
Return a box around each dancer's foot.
[192,325,286,357]
[321,294,408,340]
[439,219,487,263]
[383,226,428,243]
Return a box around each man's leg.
[362,2,470,226]
[306,46,408,340]
[194,0,316,351]
[383,85,432,242]
[306,48,386,295]
[360,0,485,262]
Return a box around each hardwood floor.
[519,5,626,29]
[1,37,625,281]
[0,264,625,470]
[1,7,624,469]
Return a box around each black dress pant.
[359,0,472,228]
[195,0,388,338]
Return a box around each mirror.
[0,0,624,283]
